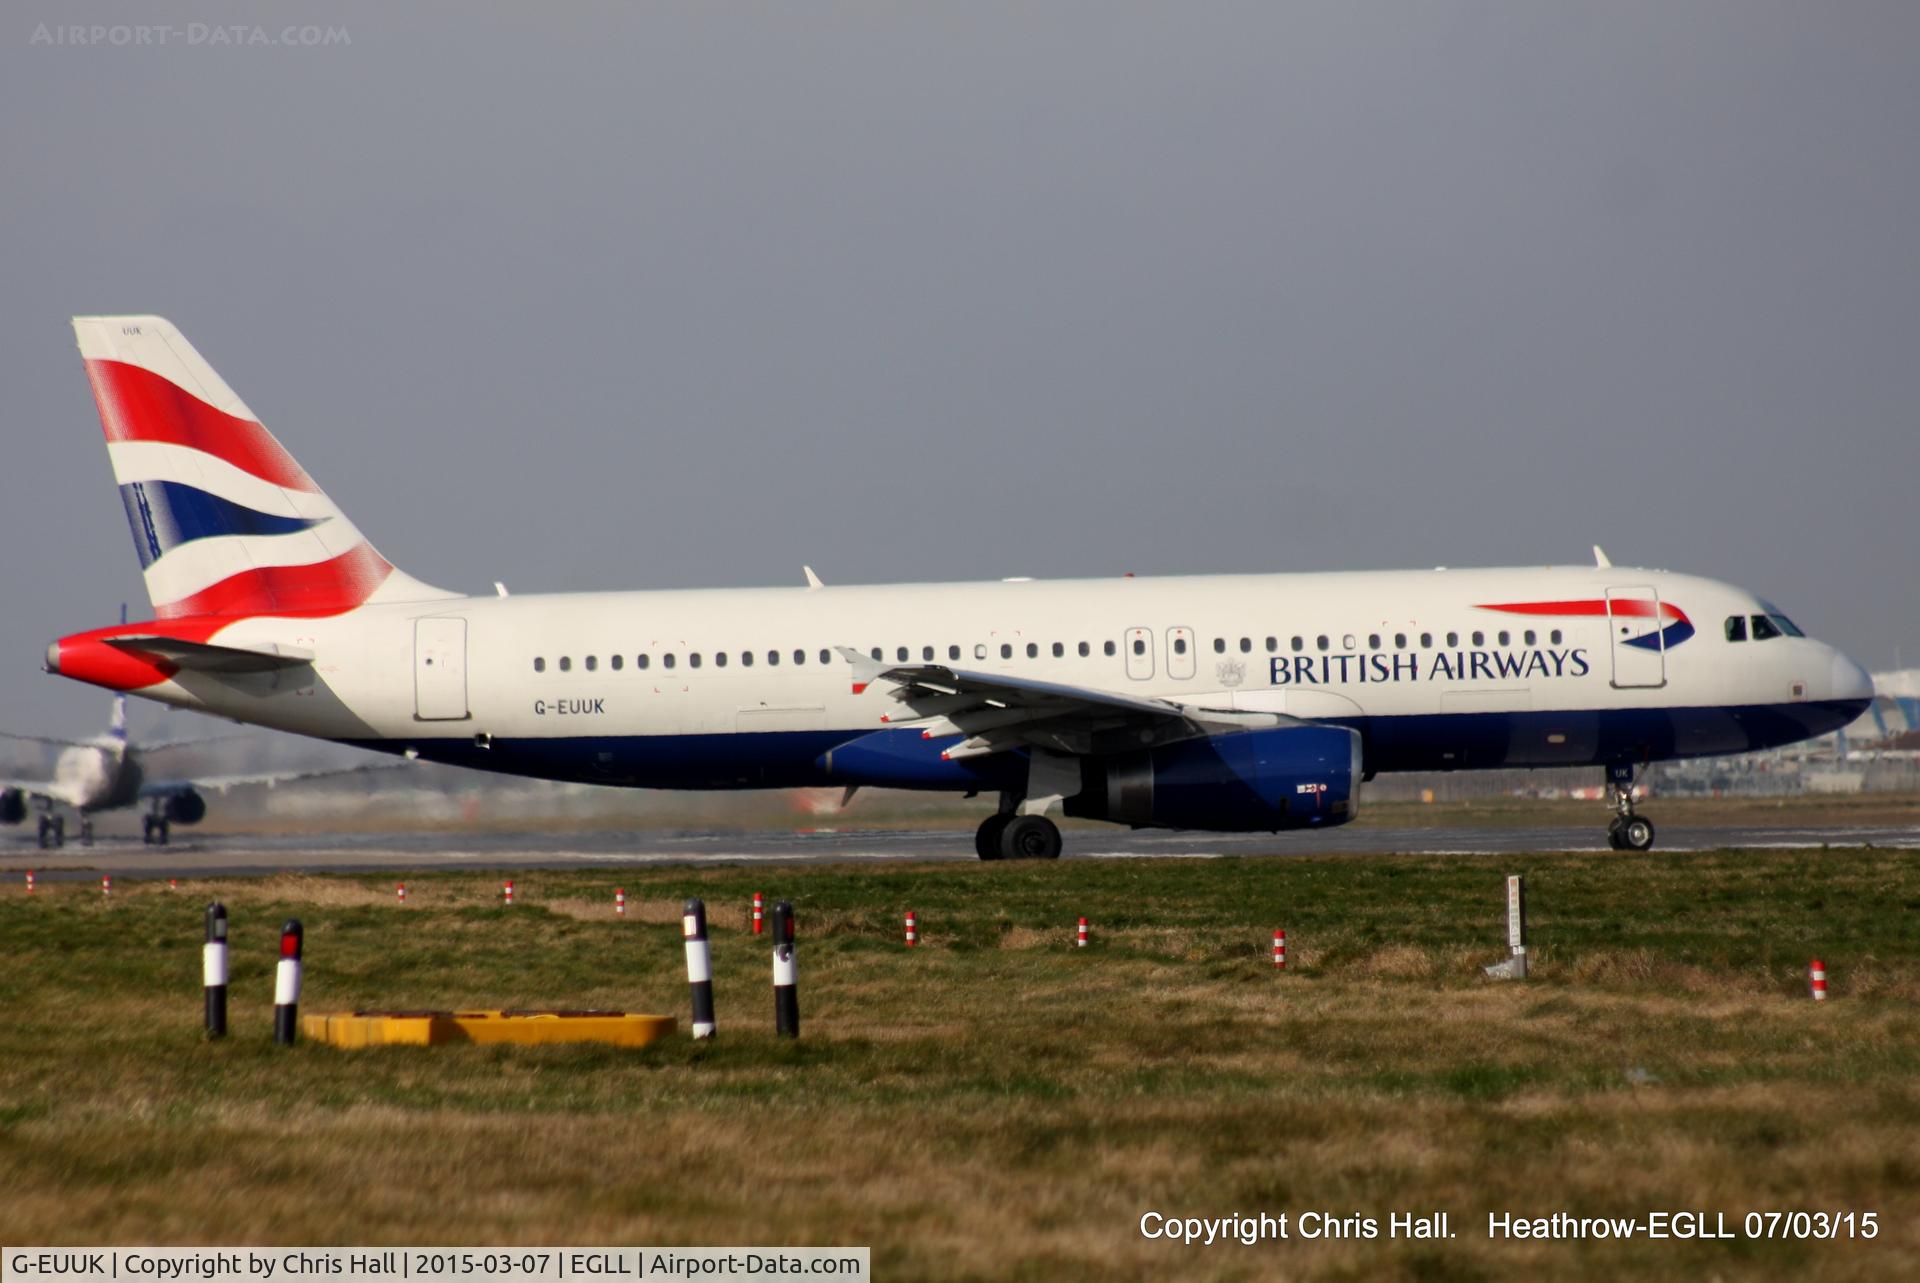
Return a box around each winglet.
[804,565,824,589]
[1593,545,1612,568]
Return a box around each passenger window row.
[531,624,1571,676]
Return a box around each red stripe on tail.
[84,358,317,492]
[156,542,392,619]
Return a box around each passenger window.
[1174,637,1188,655]
[533,657,545,673]
[1471,632,1484,647]
[1447,632,1459,647]
[1368,634,1381,650]
[1522,630,1535,646]
[740,651,752,667]
[1001,644,1013,659]
[1419,633,1431,648]
[1104,640,1116,657]
[1051,642,1064,658]
[1751,614,1781,641]
[792,650,805,665]
[1497,631,1510,647]
[977,644,989,660]
[898,647,909,662]
[637,654,650,670]
[611,654,623,671]
[690,653,703,669]
[1214,638,1226,654]
[1317,635,1329,651]
[1240,637,1252,653]
[1025,643,1038,659]
[870,647,882,661]
[1132,638,1146,656]
[1342,634,1356,650]
[559,656,572,672]
[715,652,727,668]
[1078,642,1090,657]
[949,645,961,660]
[819,649,831,665]
[767,651,779,666]
[1266,637,1277,653]
[1292,637,1304,652]
[585,655,597,671]
[663,654,676,670]
[1395,634,1407,649]
[1550,630,1562,645]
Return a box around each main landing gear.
[36,814,65,849]
[142,814,171,846]
[1604,763,1655,852]
[974,808,1063,861]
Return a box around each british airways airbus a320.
[41,317,1874,858]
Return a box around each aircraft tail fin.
[70,316,457,619]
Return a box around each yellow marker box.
[302,1009,676,1048]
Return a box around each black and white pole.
[203,902,229,1040]
[273,919,303,1045]
[772,900,799,1039]
[682,898,716,1039]
[1483,874,1528,980]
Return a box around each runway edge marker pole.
[773,900,798,1038]
[616,888,627,918]
[24,870,33,895]
[752,891,764,935]
[203,902,228,1040]
[1483,874,1528,980]
[683,898,715,1039]
[273,920,303,1046]
[905,909,917,947]
[396,882,407,905]
[1810,958,1828,1002]
[1273,929,1287,970]
[1077,917,1089,948]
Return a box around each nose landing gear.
[1605,763,1655,851]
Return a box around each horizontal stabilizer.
[105,635,314,673]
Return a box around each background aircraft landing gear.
[37,815,65,849]
[142,815,171,846]
[1604,764,1655,851]
[78,816,94,846]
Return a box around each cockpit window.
[1770,614,1804,638]
[1750,614,1781,641]
[1725,615,1747,643]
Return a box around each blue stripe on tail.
[119,480,324,569]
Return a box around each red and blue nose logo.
[1475,599,1695,651]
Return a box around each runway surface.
[5,821,1919,880]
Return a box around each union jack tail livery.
[73,316,450,619]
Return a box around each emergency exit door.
[1123,627,1155,680]
[414,617,469,720]
[1606,587,1667,689]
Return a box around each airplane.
[38,316,1875,859]
[1,690,403,848]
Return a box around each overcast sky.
[2,2,1916,734]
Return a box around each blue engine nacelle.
[0,788,24,826]
[164,789,207,825]
[1064,725,1362,832]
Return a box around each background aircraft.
[1,692,403,848]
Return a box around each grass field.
[3,849,1918,1281]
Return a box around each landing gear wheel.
[79,817,94,847]
[153,818,170,847]
[37,816,53,850]
[998,814,1063,861]
[1620,816,1655,851]
[975,814,1012,861]
[49,816,65,848]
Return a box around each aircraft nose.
[1829,650,1874,704]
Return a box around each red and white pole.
[1273,929,1287,970]
[752,891,764,935]
[24,870,34,895]
[1077,917,1089,948]
[396,882,407,905]
[616,888,627,917]
[503,879,515,906]
[101,874,112,897]
[273,920,304,1045]
[168,878,178,891]
[1810,958,1828,1002]
[904,910,917,947]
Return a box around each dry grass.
[2,849,1918,1280]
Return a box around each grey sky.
[3,2,1916,734]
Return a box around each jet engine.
[0,788,24,825]
[164,789,207,825]
[1064,724,1363,832]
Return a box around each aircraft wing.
[0,732,100,751]
[0,778,80,807]
[836,648,1292,759]
[139,760,416,798]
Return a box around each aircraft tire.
[999,815,1063,861]
[975,814,1011,860]
[1621,816,1655,851]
